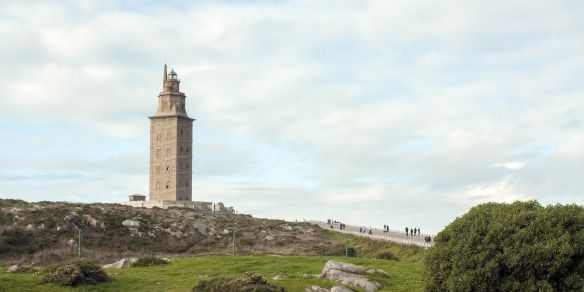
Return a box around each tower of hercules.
[149,64,194,201]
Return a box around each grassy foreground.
[0,255,424,292]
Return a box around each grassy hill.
[0,255,425,291]
[0,199,424,265]
[0,199,427,291]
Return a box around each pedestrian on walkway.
[405,227,409,236]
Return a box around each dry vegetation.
[0,199,352,266]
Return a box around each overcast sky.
[0,1,582,233]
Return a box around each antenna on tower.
[163,64,168,85]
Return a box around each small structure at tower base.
[121,198,234,214]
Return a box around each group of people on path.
[326,219,432,244]
[405,227,421,236]
[424,235,432,244]
[327,219,346,230]
[358,226,373,235]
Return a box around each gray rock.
[304,286,329,292]
[83,215,98,228]
[6,265,18,273]
[365,268,389,278]
[264,235,274,241]
[322,260,366,275]
[122,219,140,228]
[102,258,137,269]
[321,260,383,292]
[272,274,284,280]
[331,287,354,292]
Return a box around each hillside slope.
[0,199,342,265]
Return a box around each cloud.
[493,162,526,170]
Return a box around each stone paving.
[310,221,434,248]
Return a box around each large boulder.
[102,258,137,269]
[6,265,18,273]
[305,286,329,292]
[331,287,354,292]
[122,220,140,228]
[321,260,386,292]
[322,260,366,274]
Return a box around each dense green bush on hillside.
[425,201,584,291]
[0,228,50,255]
[0,199,29,208]
[42,260,110,286]
[192,272,286,292]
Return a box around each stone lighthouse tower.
[149,64,194,201]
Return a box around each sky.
[0,1,582,233]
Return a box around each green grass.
[0,255,424,291]
[330,232,427,263]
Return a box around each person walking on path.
[405,227,409,236]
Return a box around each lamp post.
[73,224,82,258]
[232,230,236,256]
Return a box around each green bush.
[425,201,584,291]
[376,250,399,261]
[192,272,285,292]
[131,256,169,267]
[42,260,110,286]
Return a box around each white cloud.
[493,162,526,170]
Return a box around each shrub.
[192,272,286,292]
[131,256,169,267]
[425,201,584,291]
[0,229,42,254]
[42,260,110,286]
[375,250,399,261]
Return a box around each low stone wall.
[120,200,235,214]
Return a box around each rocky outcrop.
[305,286,330,292]
[331,287,354,292]
[321,260,387,292]
[122,219,140,228]
[102,258,137,269]
[304,286,354,292]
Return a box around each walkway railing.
[309,221,434,248]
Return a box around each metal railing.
[310,221,434,248]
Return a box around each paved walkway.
[310,221,434,248]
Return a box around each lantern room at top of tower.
[163,66,181,93]
[169,69,178,80]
